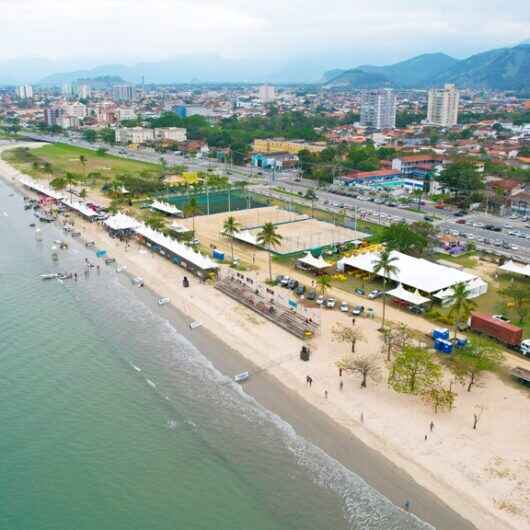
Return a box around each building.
[252,138,327,155]
[62,83,75,97]
[258,84,276,104]
[44,107,64,127]
[117,107,137,122]
[251,152,298,170]
[112,85,136,102]
[65,101,87,119]
[427,84,460,127]
[154,127,187,142]
[360,89,396,130]
[115,127,154,144]
[16,85,33,99]
[174,105,214,118]
[392,154,444,177]
[78,84,91,99]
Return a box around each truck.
[470,313,530,356]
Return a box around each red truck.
[470,313,523,348]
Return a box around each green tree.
[377,222,428,256]
[183,197,202,235]
[145,214,165,231]
[450,338,504,392]
[422,385,457,413]
[257,222,283,282]
[373,248,399,329]
[50,176,67,191]
[447,283,476,340]
[63,172,78,203]
[43,162,53,175]
[82,129,97,143]
[499,281,530,325]
[223,216,242,262]
[389,347,442,395]
[438,160,484,202]
[315,274,331,297]
[79,155,87,180]
[99,128,116,144]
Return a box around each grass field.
[2,143,162,182]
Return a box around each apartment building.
[252,138,327,155]
[78,84,91,99]
[117,107,137,122]
[65,101,87,119]
[360,89,396,130]
[16,85,33,99]
[115,127,187,144]
[154,127,187,142]
[427,84,460,127]
[112,85,136,102]
[258,85,276,104]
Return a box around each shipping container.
[470,313,523,347]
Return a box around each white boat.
[40,273,59,280]
[234,371,250,383]
[158,297,170,306]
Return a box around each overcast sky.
[1,0,529,66]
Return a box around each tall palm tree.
[223,216,241,262]
[373,248,399,329]
[183,197,202,235]
[257,222,282,282]
[316,274,331,297]
[64,172,78,203]
[79,155,87,180]
[448,282,476,340]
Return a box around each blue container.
[432,328,449,341]
[96,249,107,258]
[212,249,224,261]
[435,338,453,354]
[456,338,468,349]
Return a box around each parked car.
[280,276,290,287]
[354,287,365,296]
[339,302,349,312]
[325,298,336,309]
[295,284,305,296]
[409,305,425,315]
[275,275,285,285]
[287,279,299,290]
[423,215,434,222]
[455,219,466,224]
[368,289,383,299]
[306,289,317,301]
[351,305,365,316]
[316,296,325,305]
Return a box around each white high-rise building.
[258,84,276,104]
[112,85,136,102]
[427,84,459,127]
[16,85,33,99]
[78,84,91,99]
[360,89,396,130]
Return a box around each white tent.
[499,260,530,278]
[61,197,99,218]
[169,222,192,234]
[151,200,182,217]
[337,250,485,295]
[233,230,259,246]
[19,177,65,200]
[104,213,141,231]
[387,284,430,306]
[296,252,332,270]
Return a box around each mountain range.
[323,44,530,90]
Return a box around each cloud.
[0,0,529,64]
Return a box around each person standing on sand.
[324,390,328,399]
[430,421,434,432]
[339,367,343,377]
[306,375,312,387]
[339,380,343,391]
[404,500,411,512]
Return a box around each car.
[511,244,519,251]
[351,305,365,316]
[316,295,325,305]
[354,287,365,296]
[280,276,290,287]
[306,289,317,301]
[275,274,285,285]
[295,284,306,296]
[476,237,485,243]
[287,279,299,290]
[472,222,485,228]
[409,305,426,315]
[455,219,466,224]
[493,314,511,323]
[325,298,336,309]
[493,239,502,246]
[368,289,383,299]
[453,211,466,217]
[339,302,349,312]
[502,241,511,249]
[467,234,475,241]
[423,215,434,222]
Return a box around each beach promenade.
[2,142,530,530]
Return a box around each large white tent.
[19,177,65,200]
[386,284,431,306]
[104,213,141,232]
[296,252,332,271]
[337,250,487,297]
[61,197,99,219]
[499,260,530,278]
[151,200,182,217]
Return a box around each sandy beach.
[3,141,530,530]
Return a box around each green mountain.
[432,45,530,90]
[323,68,395,88]
[323,45,530,90]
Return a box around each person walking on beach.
[360,412,364,424]
[404,500,411,512]
[430,421,434,433]
[339,380,343,391]
[339,367,343,377]
[306,375,312,387]
[324,390,328,399]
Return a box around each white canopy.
[387,284,430,305]
[104,213,141,231]
[151,200,182,217]
[233,230,259,246]
[297,252,332,270]
[61,197,99,218]
[19,177,65,200]
[433,277,488,301]
[337,250,483,295]
[169,222,192,234]
[135,224,218,271]
[499,260,530,278]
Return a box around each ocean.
[0,178,432,530]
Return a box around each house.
[392,154,444,176]
[251,152,298,170]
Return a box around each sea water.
[0,179,432,530]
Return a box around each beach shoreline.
[2,141,525,530]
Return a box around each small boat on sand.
[40,273,59,280]
[234,371,250,383]
[158,297,170,306]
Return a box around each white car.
[326,298,336,309]
[316,296,325,305]
[473,222,485,228]
[339,302,349,312]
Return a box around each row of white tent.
[499,260,530,278]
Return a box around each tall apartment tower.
[112,85,136,102]
[16,85,33,99]
[360,89,396,130]
[427,84,459,127]
[78,84,91,99]
[258,84,276,103]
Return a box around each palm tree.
[183,197,202,235]
[316,274,332,297]
[448,282,477,340]
[373,248,399,329]
[64,172,78,203]
[79,155,87,180]
[223,216,241,262]
[43,162,53,175]
[257,222,283,282]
